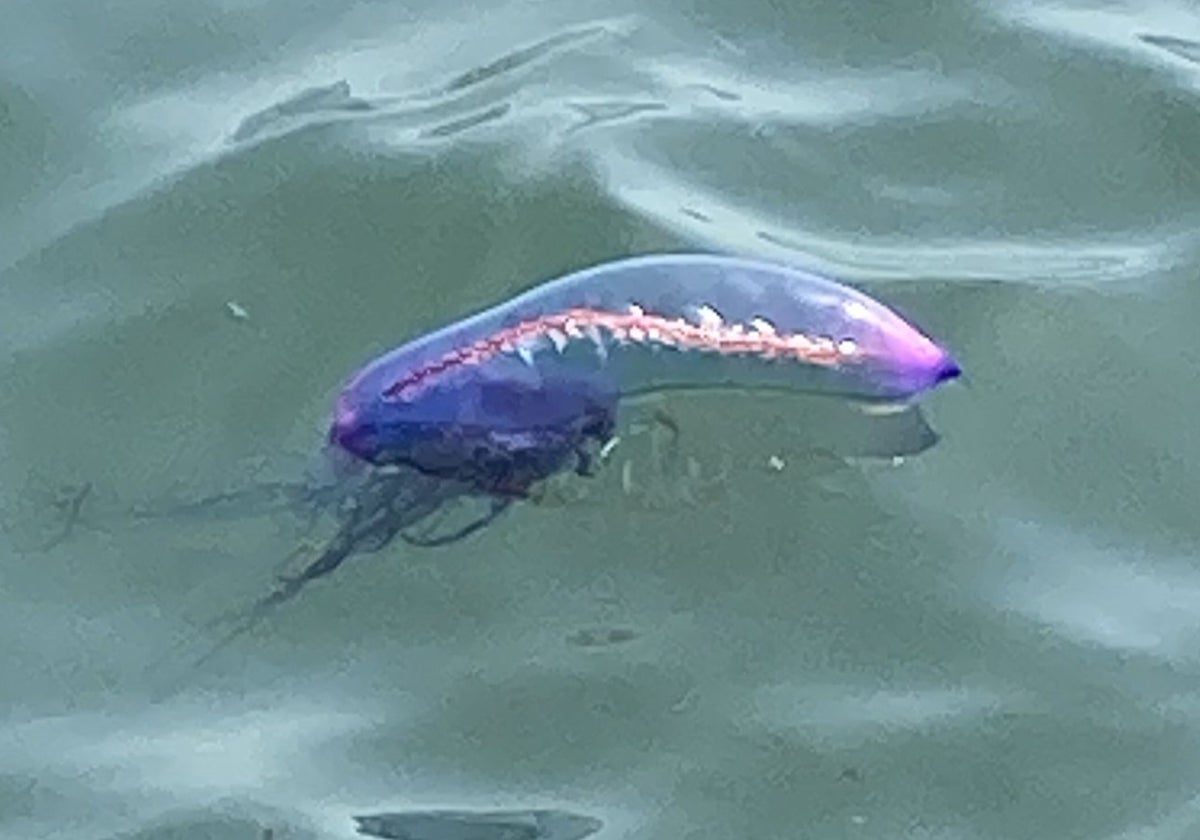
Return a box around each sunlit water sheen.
[4,1,1200,839]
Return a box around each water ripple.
[999,0,1200,89]
[0,697,378,838]
[992,517,1200,665]
[591,153,1186,286]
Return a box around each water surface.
[3,1,1200,838]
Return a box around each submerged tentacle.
[37,482,93,551]
[165,517,357,674]
[23,462,349,556]
[400,497,512,547]
[615,405,730,511]
[179,462,508,671]
[129,480,314,521]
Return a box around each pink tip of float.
[903,338,962,393]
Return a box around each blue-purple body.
[329,253,960,482]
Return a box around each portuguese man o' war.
[54,252,962,670]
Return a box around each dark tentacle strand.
[183,463,510,670]
[36,482,93,551]
[129,481,312,521]
[400,497,512,547]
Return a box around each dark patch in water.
[838,766,865,783]
[353,809,604,840]
[566,626,639,648]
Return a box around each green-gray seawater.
[3,1,1200,838]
